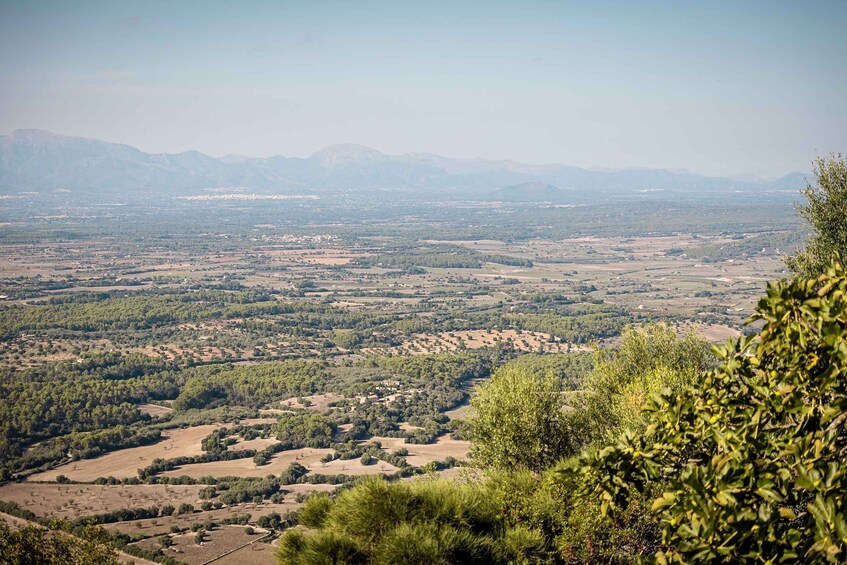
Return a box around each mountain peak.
[7,129,62,142]
[309,144,386,167]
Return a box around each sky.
[1,1,845,178]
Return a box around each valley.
[0,189,799,562]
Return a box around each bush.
[299,493,333,528]
[787,155,847,277]
[277,476,552,564]
[470,364,573,471]
[568,323,712,449]
[579,262,847,562]
[0,521,119,564]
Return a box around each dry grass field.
[370,329,581,356]
[369,435,471,467]
[134,524,272,565]
[0,483,202,521]
[227,437,279,452]
[214,539,279,565]
[137,403,173,418]
[682,322,742,342]
[29,424,225,482]
[315,458,400,476]
[162,447,334,479]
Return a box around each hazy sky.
[1,1,845,177]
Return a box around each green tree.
[578,262,847,563]
[569,323,712,449]
[0,520,119,565]
[787,154,847,278]
[469,364,572,471]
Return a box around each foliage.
[277,476,553,564]
[353,245,533,270]
[172,360,331,410]
[276,413,336,449]
[569,323,712,449]
[578,263,847,563]
[216,477,281,505]
[787,155,847,278]
[0,290,283,338]
[556,477,663,564]
[0,520,119,564]
[0,353,178,465]
[470,363,573,472]
[504,352,594,390]
[508,303,629,343]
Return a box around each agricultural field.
[132,525,273,565]
[0,195,800,562]
[30,425,226,482]
[0,483,203,521]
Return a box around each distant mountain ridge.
[0,129,809,198]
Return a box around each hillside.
[0,130,808,198]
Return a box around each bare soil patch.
[137,403,173,417]
[369,435,470,467]
[215,539,279,565]
[314,458,399,476]
[227,437,279,452]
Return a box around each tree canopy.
[787,154,847,278]
[579,261,847,563]
[469,363,573,471]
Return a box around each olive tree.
[787,154,847,278]
[469,365,572,471]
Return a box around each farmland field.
[29,425,226,482]
[0,192,801,562]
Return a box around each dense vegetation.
[283,262,847,563]
[0,520,119,564]
[581,261,847,562]
[787,155,847,278]
[0,160,818,562]
[279,477,552,564]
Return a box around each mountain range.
[0,129,809,200]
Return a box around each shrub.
[579,263,847,562]
[277,476,552,564]
[299,493,333,528]
[470,364,572,471]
